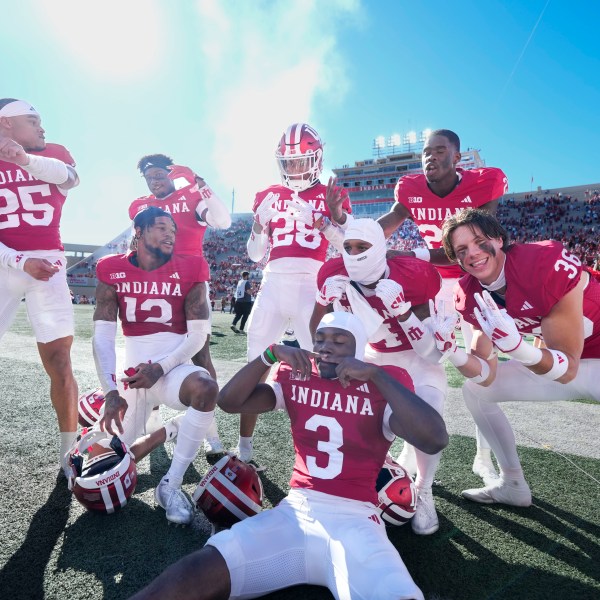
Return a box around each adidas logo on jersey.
[316,194,325,199]
[170,272,180,280]
[461,196,472,204]
[521,301,533,311]
[356,383,370,393]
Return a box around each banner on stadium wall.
[68,276,98,286]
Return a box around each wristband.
[447,347,469,368]
[265,345,278,363]
[260,352,275,367]
[413,247,431,262]
[338,213,354,231]
[540,349,569,380]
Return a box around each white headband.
[0,100,39,118]
[343,218,387,285]
[316,311,367,360]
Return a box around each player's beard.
[147,244,172,262]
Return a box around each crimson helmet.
[67,430,137,514]
[275,123,323,191]
[78,388,105,427]
[192,455,263,528]
[375,454,417,526]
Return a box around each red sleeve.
[36,143,76,167]
[316,257,345,289]
[381,365,414,393]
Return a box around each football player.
[431,208,600,506]
[0,98,80,477]
[129,153,231,453]
[235,122,351,462]
[310,218,446,535]
[130,311,448,600]
[93,206,219,525]
[329,129,508,484]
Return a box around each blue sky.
[2,0,599,245]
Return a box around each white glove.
[254,192,280,228]
[375,279,411,318]
[427,299,460,360]
[473,291,522,353]
[287,195,321,227]
[316,275,350,306]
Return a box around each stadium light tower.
[373,135,386,157]
[389,133,401,152]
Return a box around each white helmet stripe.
[101,485,115,514]
[213,471,262,513]
[206,482,249,522]
[80,394,101,422]
[114,478,127,507]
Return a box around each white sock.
[165,408,214,488]
[205,414,220,442]
[60,432,78,468]
[239,436,253,451]
[475,427,492,455]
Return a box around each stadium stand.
[66,185,600,299]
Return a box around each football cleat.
[204,438,225,456]
[231,325,240,334]
[67,430,137,514]
[164,413,184,443]
[411,488,439,535]
[193,455,263,529]
[77,388,105,427]
[232,441,253,463]
[375,454,417,526]
[472,454,500,486]
[462,479,532,507]
[275,123,323,192]
[155,478,195,525]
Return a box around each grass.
[0,306,599,600]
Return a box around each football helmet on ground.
[275,122,323,192]
[67,430,137,514]
[77,388,105,427]
[376,454,418,526]
[193,454,263,528]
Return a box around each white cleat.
[397,443,417,478]
[462,479,532,507]
[155,479,195,525]
[231,443,253,463]
[411,488,439,535]
[472,455,500,486]
[204,438,225,456]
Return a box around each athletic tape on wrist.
[469,356,490,384]
[540,349,569,381]
[506,338,543,366]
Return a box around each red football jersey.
[129,183,212,269]
[253,182,351,265]
[317,256,441,353]
[0,143,76,251]
[455,242,600,359]
[394,167,508,279]
[273,361,414,503]
[96,253,209,336]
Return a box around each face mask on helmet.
[78,388,105,427]
[275,123,323,192]
[67,430,137,515]
[192,454,263,529]
[375,454,417,526]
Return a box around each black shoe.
[231,325,240,334]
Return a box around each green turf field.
[0,305,599,600]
